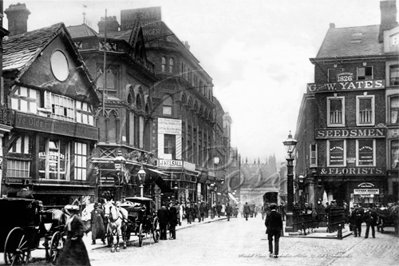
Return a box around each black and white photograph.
[0,0,398,265]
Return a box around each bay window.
[39,137,69,180]
[11,86,38,113]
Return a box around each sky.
[3,0,392,163]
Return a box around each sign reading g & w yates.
[307,79,384,93]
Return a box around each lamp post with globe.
[283,131,297,233]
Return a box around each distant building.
[294,0,399,208]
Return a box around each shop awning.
[148,169,169,176]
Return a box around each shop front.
[318,166,387,208]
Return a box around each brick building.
[294,0,399,208]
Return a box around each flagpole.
[102,9,107,116]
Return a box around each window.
[96,67,117,98]
[390,65,399,86]
[74,142,87,181]
[389,95,399,125]
[327,140,346,167]
[356,139,375,166]
[162,57,166,72]
[51,94,74,122]
[163,96,173,116]
[128,112,134,145]
[11,86,38,113]
[310,144,317,167]
[327,96,345,127]
[76,101,94,125]
[39,138,69,180]
[7,160,30,178]
[164,134,176,159]
[356,95,374,126]
[169,58,174,73]
[8,136,29,154]
[357,66,373,80]
[139,117,144,149]
[391,139,399,169]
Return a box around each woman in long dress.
[58,205,91,266]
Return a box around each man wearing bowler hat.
[265,203,283,258]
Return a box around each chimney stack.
[329,23,335,29]
[98,16,120,34]
[379,0,398,43]
[184,41,190,50]
[5,3,30,36]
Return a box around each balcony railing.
[329,110,342,124]
[359,109,372,124]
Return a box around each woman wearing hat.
[58,205,91,266]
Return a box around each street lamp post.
[283,131,297,233]
[138,165,146,197]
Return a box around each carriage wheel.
[138,224,143,247]
[49,231,63,263]
[4,227,29,266]
[152,217,160,243]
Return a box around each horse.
[103,201,128,252]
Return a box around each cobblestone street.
[3,215,398,266]
[65,217,399,266]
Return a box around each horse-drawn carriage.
[0,197,68,265]
[121,197,160,247]
[376,206,399,235]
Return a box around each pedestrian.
[157,204,169,240]
[199,202,206,222]
[58,204,91,266]
[243,202,250,221]
[216,202,222,218]
[364,208,377,238]
[168,202,178,239]
[90,202,106,245]
[351,207,363,237]
[186,204,193,224]
[225,202,233,221]
[265,203,283,259]
[177,202,183,226]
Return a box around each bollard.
[337,223,343,239]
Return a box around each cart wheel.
[4,227,29,266]
[152,218,160,243]
[49,231,63,263]
[138,224,143,247]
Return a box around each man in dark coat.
[90,203,106,245]
[168,202,178,239]
[351,208,364,237]
[216,202,222,218]
[157,204,169,240]
[364,208,378,238]
[243,202,250,221]
[225,203,233,221]
[265,203,283,258]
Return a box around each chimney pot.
[329,23,335,29]
[5,3,30,36]
[98,15,120,33]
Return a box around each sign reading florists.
[319,167,385,176]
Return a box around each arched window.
[163,95,173,116]
[136,94,142,110]
[162,57,166,72]
[169,58,174,73]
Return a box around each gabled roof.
[316,25,384,59]
[3,23,62,73]
[67,24,98,39]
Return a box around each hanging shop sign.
[316,128,386,139]
[158,118,182,135]
[354,188,379,195]
[158,159,183,168]
[320,167,385,176]
[307,79,384,93]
